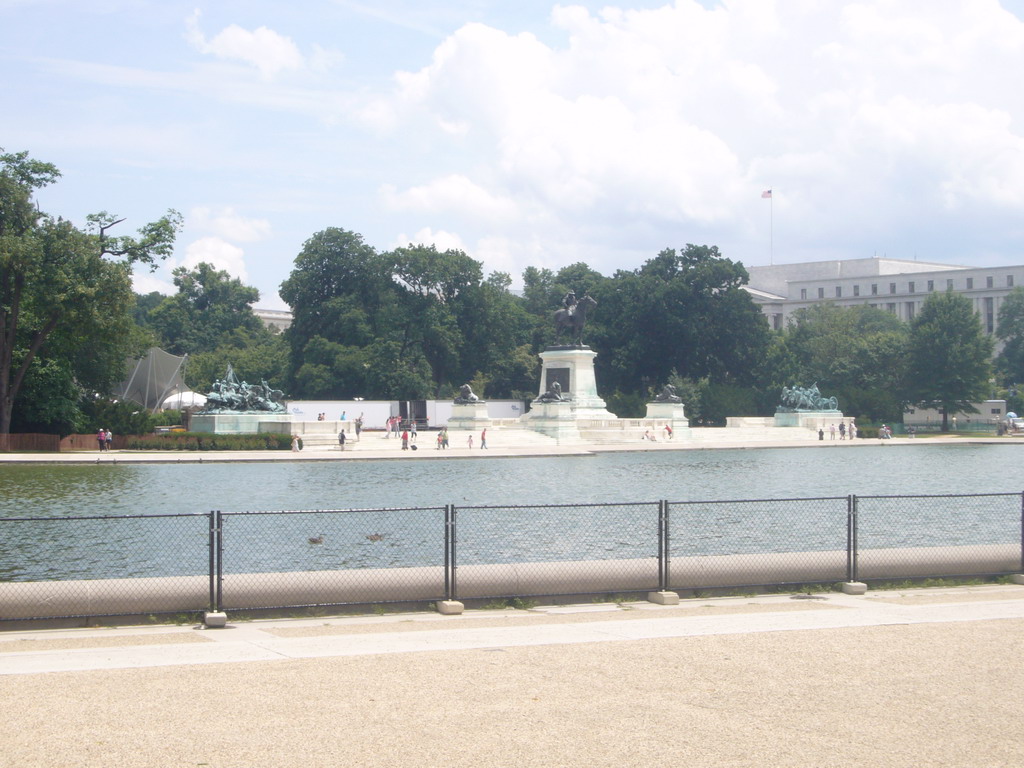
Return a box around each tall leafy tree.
[781,303,909,422]
[594,245,768,397]
[148,262,267,355]
[279,228,392,396]
[905,289,993,431]
[995,286,1024,385]
[0,148,181,434]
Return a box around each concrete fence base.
[1,544,1020,622]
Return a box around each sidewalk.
[0,433,1015,463]
[1,584,1022,767]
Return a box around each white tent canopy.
[161,391,206,410]
[115,348,188,411]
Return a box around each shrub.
[123,432,292,451]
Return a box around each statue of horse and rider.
[553,290,597,346]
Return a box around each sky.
[3,0,1024,310]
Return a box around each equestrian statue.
[553,292,597,346]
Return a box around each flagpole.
[762,188,774,265]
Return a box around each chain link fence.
[665,497,851,590]
[0,513,212,620]
[853,492,1024,581]
[452,502,660,601]
[2,493,1022,621]
[217,507,447,611]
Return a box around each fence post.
[215,509,223,613]
[208,511,217,612]
[658,500,669,592]
[444,504,452,601]
[847,495,859,584]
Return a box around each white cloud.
[131,271,175,296]
[367,0,1024,272]
[381,175,518,222]
[392,227,466,252]
[185,9,305,79]
[190,206,272,242]
[179,237,249,281]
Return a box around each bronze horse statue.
[553,293,596,346]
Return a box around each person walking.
[467,434,474,449]
[480,428,487,449]
[105,429,113,451]
[839,422,846,440]
[401,429,409,450]
[441,427,449,450]
[338,429,346,451]
[829,424,836,440]
[97,428,106,451]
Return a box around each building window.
[871,284,878,295]
[987,275,994,288]
[800,288,807,300]
[927,280,934,291]
[1009,275,1015,287]
[908,281,915,293]
[947,279,954,289]
[992,408,1003,415]
[853,285,860,297]
[835,286,842,298]
[889,282,897,294]
[817,287,825,299]
[966,277,973,289]
[907,302,915,321]
[985,297,995,334]
[886,303,897,314]
[773,314,782,330]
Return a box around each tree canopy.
[0,148,182,433]
[904,289,993,430]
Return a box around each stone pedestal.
[190,413,292,435]
[645,402,689,425]
[644,402,691,438]
[521,346,616,439]
[446,402,491,430]
[774,411,845,431]
[533,347,615,419]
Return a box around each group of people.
[96,429,113,451]
[818,422,858,440]
[383,416,407,438]
[642,424,673,442]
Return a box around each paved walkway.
[1,433,1017,463]
[1,584,1023,766]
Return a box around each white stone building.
[744,257,1024,338]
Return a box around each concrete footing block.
[1010,574,1024,585]
[436,600,464,615]
[203,611,228,628]
[647,591,680,605]
[841,582,868,595]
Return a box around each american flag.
[761,189,772,199]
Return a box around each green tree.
[905,289,993,431]
[781,303,909,422]
[279,228,391,396]
[594,245,768,401]
[148,262,268,355]
[995,286,1024,385]
[0,149,181,433]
